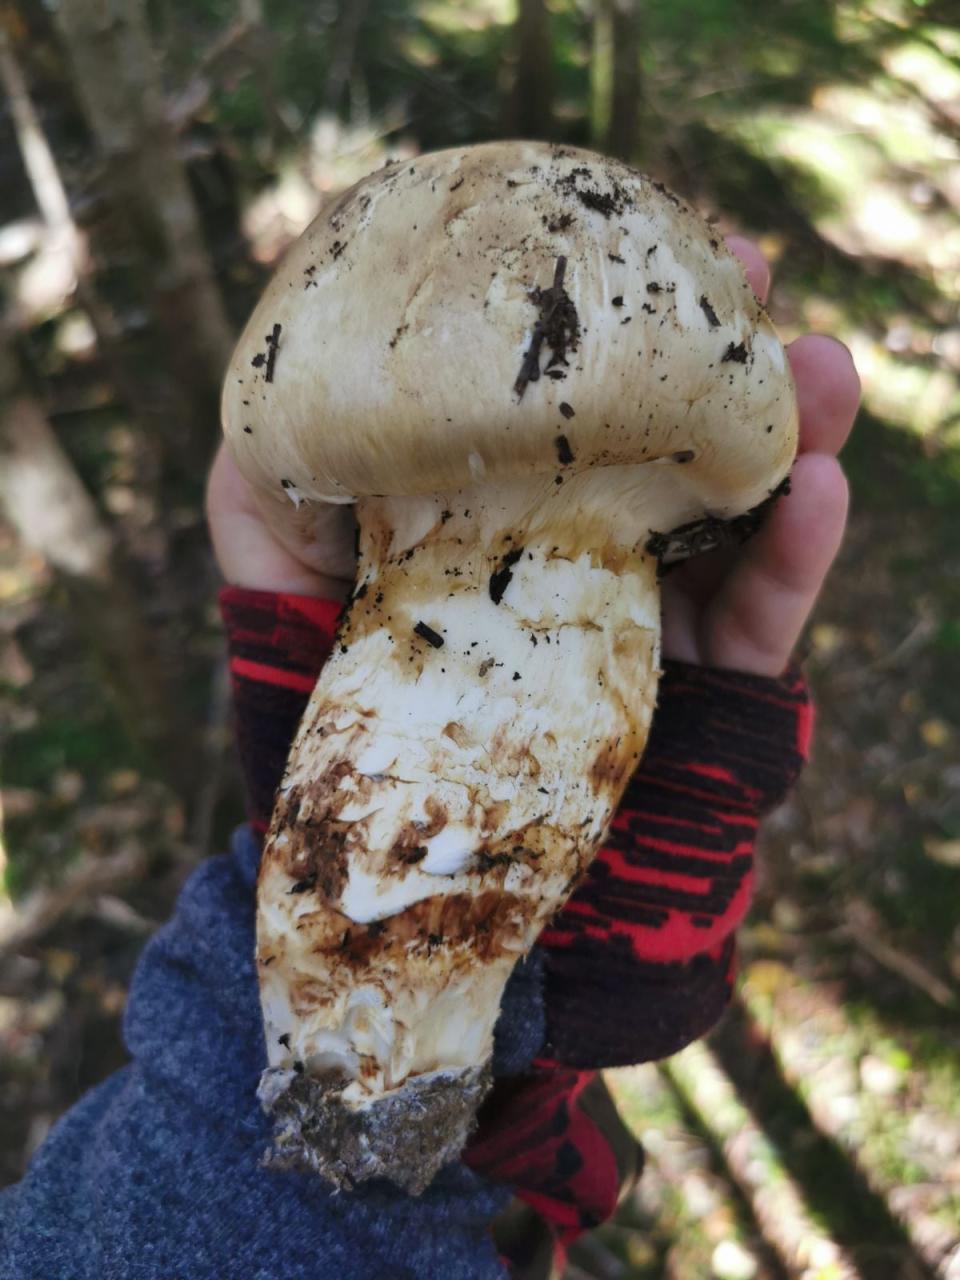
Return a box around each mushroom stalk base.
[259,1061,491,1194]
[256,486,662,1193]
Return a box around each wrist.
[220,568,353,602]
[220,587,346,832]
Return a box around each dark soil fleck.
[612,296,624,307]
[514,257,580,399]
[555,168,630,218]
[647,475,791,572]
[608,252,625,264]
[449,177,464,192]
[722,341,750,364]
[555,434,574,464]
[699,295,720,327]
[414,621,444,649]
[251,323,282,383]
[489,546,525,605]
[650,179,682,209]
[559,402,575,419]
[543,212,575,233]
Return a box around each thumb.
[699,454,849,675]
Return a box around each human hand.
[660,237,860,677]
[206,442,356,602]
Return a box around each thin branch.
[0,841,148,959]
[843,899,956,1009]
[165,16,256,134]
[0,27,72,234]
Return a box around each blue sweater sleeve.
[0,826,542,1280]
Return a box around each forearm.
[0,824,512,1279]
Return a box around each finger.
[660,573,704,664]
[788,334,861,457]
[700,453,849,676]
[206,443,349,597]
[726,235,771,304]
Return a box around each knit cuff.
[637,658,813,815]
[220,586,343,832]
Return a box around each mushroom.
[221,141,797,1194]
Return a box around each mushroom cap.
[222,141,796,524]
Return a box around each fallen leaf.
[51,769,84,806]
[741,960,791,998]
[920,718,951,747]
[1,788,41,820]
[811,623,844,656]
[924,837,960,867]
[106,770,140,797]
[43,948,78,983]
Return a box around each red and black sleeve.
[220,587,342,839]
[537,660,812,1069]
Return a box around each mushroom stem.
[256,475,663,1192]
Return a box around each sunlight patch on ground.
[417,0,513,36]
[737,103,958,273]
[730,78,960,441]
[882,40,960,110]
[845,335,959,437]
[738,963,960,1266]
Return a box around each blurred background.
[0,0,958,1275]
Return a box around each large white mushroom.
[221,141,797,1194]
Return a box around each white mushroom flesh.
[221,141,798,1192]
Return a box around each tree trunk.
[590,0,613,149]
[591,0,644,164]
[0,347,191,793]
[607,0,642,162]
[0,26,73,236]
[0,13,164,505]
[53,0,234,471]
[323,0,370,117]
[509,0,555,141]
